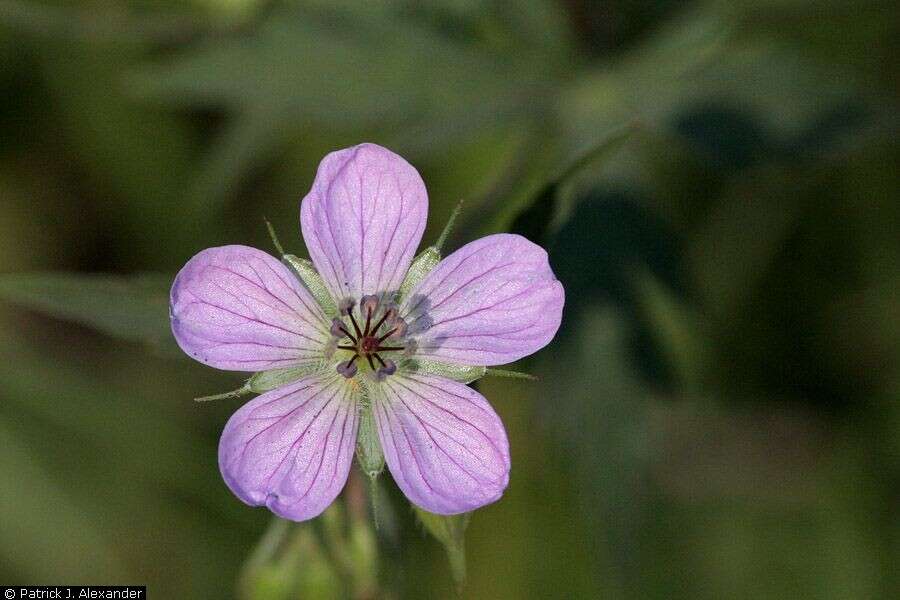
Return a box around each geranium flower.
[170,143,564,520]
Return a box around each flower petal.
[373,373,510,514]
[171,245,330,371]
[218,376,358,521]
[401,233,564,366]
[300,143,428,303]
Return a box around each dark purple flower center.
[332,295,407,379]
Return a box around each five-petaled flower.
[170,143,564,520]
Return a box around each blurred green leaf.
[129,5,567,209]
[0,0,211,44]
[0,421,129,582]
[687,189,800,320]
[238,517,342,600]
[36,39,201,264]
[535,308,655,595]
[0,271,175,353]
[634,270,710,394]
[510,122,636,242]
[414,506,470,592]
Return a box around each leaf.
[414,506,470,592]
[238,517,342,600]
[0,422,128,581]
[128,6,566,209]
[533,309,654,593]
[0,271,176,353]
[509,122,637,242]
[37,40,200,265]
[633,270,710,394]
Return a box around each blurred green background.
[0,0,897,598]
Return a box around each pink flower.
[170,144,564,520]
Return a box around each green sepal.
[355,405,384,480]
[248,363,322,393]
[194,384,251,402]
[264,218,286,257]
[408,359,486,384]
[485,368,538,381]
[414,507,470,592]
[397,246,440,302]
[434,198,464,252]
[282,254,337,316]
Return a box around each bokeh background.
[0,0,897,598]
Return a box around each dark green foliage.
[0,0,896,598]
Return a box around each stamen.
[330,318,355,342]
[370,312,391,337]
[375,358,397,380]
[389,316,408,338]
[347,310,363,339]
[377,328,397,343]
[339,298,355,316]
[361,295,379,335]
[330,318,344,337]
[331,297,412,380]
[336,357,358,378]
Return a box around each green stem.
[551,121,638,187]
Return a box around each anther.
[338,298,355,316]
[375,358,397,380]
[360,295,379,318]
[392,317,408,338]
[330,317,353,340]
[336,358,358,378]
